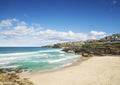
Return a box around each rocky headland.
[44,33,120,57]
[62,42,120,56]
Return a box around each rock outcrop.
[63,42,120,56]
[0,68,34,85]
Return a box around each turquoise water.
[0,47,81,72]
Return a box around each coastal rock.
[0,68,34,85]
[81,53,92,57]
[68,50,75,53]
[15,68,23,73]
[62,47,71,52]
[62,42,120,56]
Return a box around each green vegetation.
[83,42,120,48]
[63,42,120,56]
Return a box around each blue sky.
[0,0,120,46]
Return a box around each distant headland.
[43,33,120,56]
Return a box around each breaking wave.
[0,47,82,72]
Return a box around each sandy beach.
[27,56,120,85]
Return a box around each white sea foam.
[0,51,41,57]
[0,49,62,57]
[28,60,40,63]
[48,55,80,63]
[40,62,76,73]
[0,57,18,61]
[0,52,47,63]
[59,54,65,56]
[59,62,73,68]
[45,56,81,72]
[0,55,31,62]
[33,54,48,57]
[0,48,82,72]
[0,62,10,65]
[1,65,20,68]
[38,49,62,53]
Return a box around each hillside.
[43,33,120,56]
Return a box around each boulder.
[68,50,75,53]
[15,68,23,73]
[82,53,92,57]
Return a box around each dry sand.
[27,56,120,85]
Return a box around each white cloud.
[0,18,18,27]
[89,30,106,39]
[1,25,34,39]
[90,30,106,36]
[113,0,117,4]
[33,29,88,41]
[0,18,107,46]
[18,21,27,26]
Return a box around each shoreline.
[25,55,120,85]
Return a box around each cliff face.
[63,43,120,56]
[80,43,120,55]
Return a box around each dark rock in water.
[0,68,4,73]
[7,68,16,72]
[15,68,23,73]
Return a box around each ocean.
[0,47,81,72]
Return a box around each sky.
[0,0,120,46]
